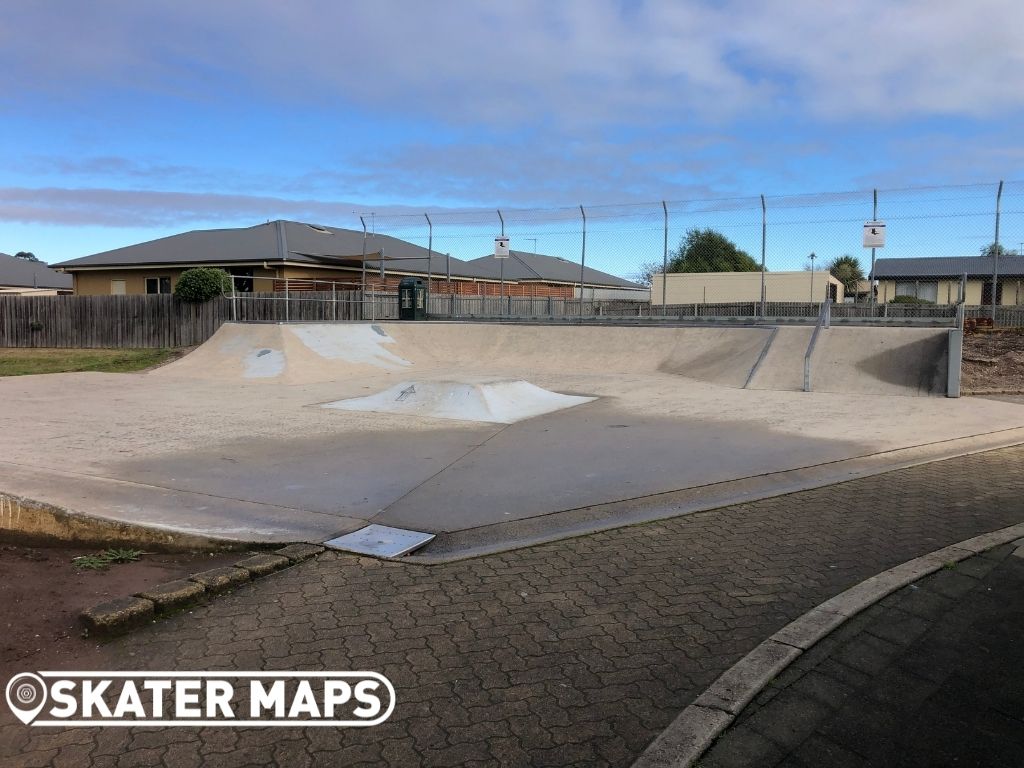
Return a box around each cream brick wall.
[651,271,843,305]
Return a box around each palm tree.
[828,255,865,296]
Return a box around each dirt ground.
[962,330,1024,394]
[0,543,241,680]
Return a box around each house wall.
[874,278,1021,305]
[0,286,72,296]
[71,265,629,300]
[651,271,843,305]
[72,267,280,296]
[574,286,652,301]
[354,275,575,298]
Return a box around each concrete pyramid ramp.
[322,380,596,424]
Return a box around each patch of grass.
[71,554,114,570]
[0,348,179,376]
[72,548,146,571]
[103,548,144,564]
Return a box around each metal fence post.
[760,194,767,319]
[579,204,587,317]
[359,216,367,321]
[425,213,433,310]
[870,189,878,314]
[991,180,1004,322]
[661,201,668,316]
[284,277,289,323]
[497,209,505,316]
[231,275,237,322]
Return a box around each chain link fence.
[354,181,1021,323]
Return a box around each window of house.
[895,281,938,302]
[229,267,254,293]
[982,280,1003,307]
[146,276,172,294]
[110,280,126,295]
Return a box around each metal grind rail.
[803,298,832,392]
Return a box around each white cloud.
[5,1,1022,127]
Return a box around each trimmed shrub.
[174,268,232,303]
[889,295,935,305]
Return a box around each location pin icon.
[5,673,48,725]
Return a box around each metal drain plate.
[323,524,435,558]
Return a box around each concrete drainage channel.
[80,543,325,636]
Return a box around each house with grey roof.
[53,221,647,299]
[870,255,1024,305]
[0,252,73,295]
[466,251,647,300]
[54,220,504,296]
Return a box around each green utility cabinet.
[399,277,427,320]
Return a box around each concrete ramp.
[157,322,951,397]
[156,322,775,388]
[745,327,814,392]
[812,327,949,396]
[746,326,950,396]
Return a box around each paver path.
[3,446,1024,767]
[702,543,1024,768]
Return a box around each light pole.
[809,252,817,302]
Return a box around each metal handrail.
[803,298,831,392]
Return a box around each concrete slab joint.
[234,553,291,577]
[135,579,206,612]
[274,543,326,562]
[188,566,250,593]
[694,640,802,715]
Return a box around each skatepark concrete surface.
[1,321,1022,558]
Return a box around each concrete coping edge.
[630,519,1024,768]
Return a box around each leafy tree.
[174,267,232,303]
[980,243,1015,258]
[13,251,40,262]
[667,228,760,273]
[828,254,864,293]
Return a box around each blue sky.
[2,0,1023,274]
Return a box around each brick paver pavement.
[3,445,1024,767]
[702,543,1024,767]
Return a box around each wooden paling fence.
[0,291,370,348]
[3,293,1023,349]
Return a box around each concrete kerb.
[79,544,325,636]
[404,428,1024,565]
[0,491,253,552]
[630,520,1024,768]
